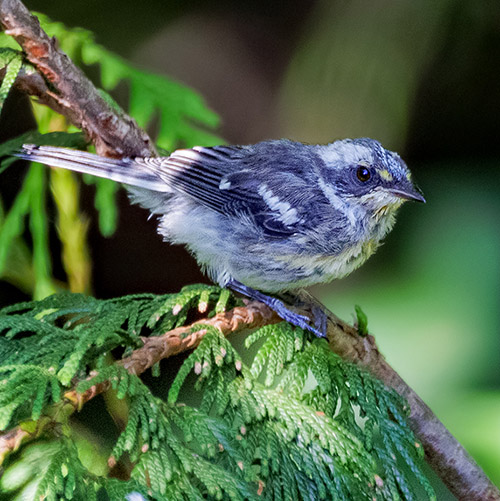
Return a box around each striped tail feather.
[15,145,170,192]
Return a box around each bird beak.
[390,187,426,203]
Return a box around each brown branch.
[300,290,500,501]
[0,2,498,499]
[0,301,280,464]
[337,330,499,500]
[0,0,155,158]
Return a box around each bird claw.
[227,280,327,338]
[311,304,328,336]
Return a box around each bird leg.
[227,280,326,338]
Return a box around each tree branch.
[320,298,499,500]
[0,301,280,464]
[0,0,155,158]
[0,2,498,499]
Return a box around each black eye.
[356,166,371,182]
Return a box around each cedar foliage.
[0,287,435,500]
[0,12,221,298]
[0,12,436,501]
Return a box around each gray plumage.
[16,138,424,335]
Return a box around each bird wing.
[18,143,318,237]
[135,145,309,237]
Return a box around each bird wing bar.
[134,146,264,212]
[17,144,309,237]
[140,145,306,236]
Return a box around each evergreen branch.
[0,0,155,158]
[49,167,92,294]
[0,3,496,497]
[122,299,278,377]
[0,300,280,464]
[297,290,500,501]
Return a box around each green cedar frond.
[0,292,148,389]
[0,131,87,176]
[100,478,149,501]
[77,364,140,399]
[0,12,222,297]
[148,284,241,331]
[168,324,242,411]
[0,48,24,113]
[0,14,221,149]
[171,318,434,499]
[34,439,98,501]
[133,447,247,501]
[246,322,304,386]
[232,379,372,468]
[0,365,61,429]
[0,287,435,500]
[87,176,118,237]
[114,391,253,500]
[31,441,148,500]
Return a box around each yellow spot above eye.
[378,169,393,182]
[406,171,412,181]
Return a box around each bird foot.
[227,280,327,338]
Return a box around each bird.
[15,138,425,337]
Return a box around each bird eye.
[356,166,371,182]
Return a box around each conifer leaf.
[0,365,62,429]
[0,131,86,163]
[0,173,32,277]
[148,285,236,329]
[355,304,369,336]
[0,48,23,113]
[77,28,222,150]
[85,176,118,237]
[0,13,222,297]
[33,439,98,501]
[246,323,303,384]
[0,287,435,500]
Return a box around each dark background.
[1,0,500,487]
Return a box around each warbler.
[16,138,425,337]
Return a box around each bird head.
[319,138,425,220]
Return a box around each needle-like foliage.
[0,286,435,500]
[0,12,222,298]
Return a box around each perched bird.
[16,138,425,337]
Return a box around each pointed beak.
[390,186,426,203]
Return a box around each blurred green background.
[1,0,499,491]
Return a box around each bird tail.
[15,145,169,192]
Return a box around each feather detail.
[16,145,169,192]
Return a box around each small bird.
[16,138,425,337]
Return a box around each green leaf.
[0,365,62,430]
[355,304,369,336]
[0,131,87,175]
[0,264,435,499]
[0,49,23,113]
[89,177,118,236]
[1,13,222,298]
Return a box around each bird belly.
[158,197,381,294]
[257,238,379,291]
[218,237,380,293]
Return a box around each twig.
[300,290,500,501]
[0,301,280,464]
[0,2,498,499]
[0,0,155,158]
